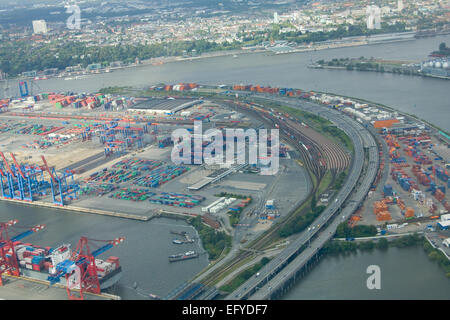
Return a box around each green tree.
[376,238,388,250]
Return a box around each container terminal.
[0,81,448,300]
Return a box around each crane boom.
[0,152,14,176]
[91,237,124,257]
[10,153,25,179]
[0,223,45,248]
[40,155,56,182]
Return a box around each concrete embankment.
[0,198,151,221]
[0,274,121,300]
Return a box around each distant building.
[65,64,83,72]
[420,59,450,78]
[32,20,48,34]
[366,6,381,30]
[109,61,123,68]
[437,220,450,230]
[397,0,404,12]
[21,70,37,77]
[273,12,279,24]
[86,63,102,71]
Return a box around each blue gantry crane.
[19,81,29,98]
[40,155,79,206]
[0,152,51,202]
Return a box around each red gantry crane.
[48,236,125,300]
[0,220,45,285]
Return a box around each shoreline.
[0,197,150,221]
[309,64,450,81]
[313,90,450,135]
[4,31,447,86]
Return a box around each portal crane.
[48,236,125,300]
[40,155,79,205]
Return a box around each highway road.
[225,94,379,300]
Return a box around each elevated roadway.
[225,94,379,300]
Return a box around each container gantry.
[0,220,45,284]
[40,155,79,206]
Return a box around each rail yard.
[0,82,448,300]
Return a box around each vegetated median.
[220,257,271,293]
[188,216,231,261]
[278,194,326,238]
[278,168,347,239]
[275,104,354,154]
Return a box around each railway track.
[199,99,351,288]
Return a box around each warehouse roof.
[438,220,450,227]
[129,98,202,113]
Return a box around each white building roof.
[438,220,450,227]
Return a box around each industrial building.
[32,20,48,34]
[437,220,450,230]
[128,98,203,115]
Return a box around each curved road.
[225,94,379,300]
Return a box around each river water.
[283,246,450,300]
[31,34,450,131]
[0,201,209,299]
[1,35,450,299]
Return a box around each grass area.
[278,193,326,238]
[228,213,240,227]
[211,254,256,286]
[220,257,271,293]
[335,222,377,238]
[333,170,347,191]
[317,170,332,195]
[188,216,231,261]
[270,103,354,154]
[99,86,135,95]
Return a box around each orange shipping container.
[373,119,400,128]
[405,207,415,218]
